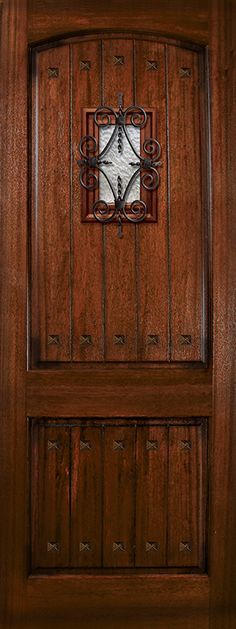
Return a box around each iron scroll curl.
[77,95,162,237]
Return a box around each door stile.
[0,0,28,626]
[210,0,236,627]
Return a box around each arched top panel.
[30,33,210,367]
[28,0,209,45]
[30,31,206,55]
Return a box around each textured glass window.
[99,125,141,203]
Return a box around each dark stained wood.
[135,40,169,361]
[31,45,71,362]
[135,426,168,567]
[167,46,207,362]
[71,426,102,567]
[168,423,206,568]
[30,35,208,366]
[103,39,137,361]
[4,0,236,627]
[26,574,209,629]
[31,423,70,568]
[72,40,104,362]
[103,426,135,567]
[27,368,212,417]
[27,0,209,45]
[210,1,236,627]
[0,1,28,627]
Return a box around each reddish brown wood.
[27,368,212,417]
[31,35,208,366]
[102,39,137,361]
[0,1,28,628]
[72,40,104,362]
[27,0,209,45]
[31,422,70,568]
[135,40,169,361]
[167,46,206,362]
[6,2,236,626]
[168,423,207,568]
[71,426,102,567]
[103,426,135,567]
[31,45,71,362]
[136,426,168,567]
[26,574,209,629]
[210,1,236,627]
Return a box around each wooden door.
[1,2,236,629]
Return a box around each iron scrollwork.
[77,94,162,237]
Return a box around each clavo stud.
[146,60,158,71]
[47,440,60,451]
[113,440,125,451]
[179,67,192,78]
[113,56,124,65]
[146,541,159,552]
[146,440,159,451]
[179,541,192,552]
[48,335,60,345]
[48,67,59,78]
[114,335,125,345]
[80,335,92,346]
[47,542,60,552]
[179,335,192,345]
[80,440,92,450]
[80,542,91,552]
[113,542,125,552]
[180,440,192,450]
[80,60,91,70]
[147,335,159,345]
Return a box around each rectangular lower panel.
[30,418,207,572]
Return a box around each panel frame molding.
[29,31,211,369]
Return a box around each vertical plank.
[103,426,135,567]
[135,425,168,567]
[31,46,71,362]
[72,41,104,361]
[167,46,206,362]
[135,41,169,361]
[31,423,70,568]
[71,426,102,567]
[168,424,206,568]
[103,39,137,361]
[210,1,236,627]
[0,0,27,624]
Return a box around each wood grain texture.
[0,0,28,627]
[136,426,168,567]
[31,45,71,362]
[26,574,209,629]
[167,46,207,362]
[27,368,212,417]
[28,0,209,45]
[135,40,169,362]
[210,1,236,627]
[30,35,209,365]
[0,2,218,628]
[168,424,206,568]
[103,426,136,567]
[103,39,137,361]
[71,426,102,567]
[31,423,70,568]
[72,40,104,361]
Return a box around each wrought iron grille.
[77,94,162,237]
